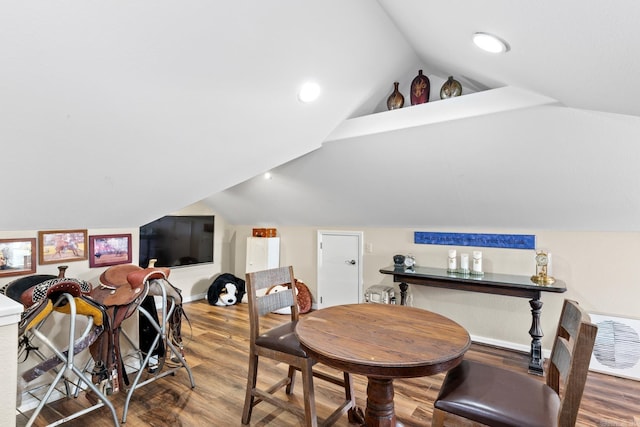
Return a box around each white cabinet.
[246,237,280,273]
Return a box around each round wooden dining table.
[295,303,471,427]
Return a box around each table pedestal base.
[365,377,397,427]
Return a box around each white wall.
[229,225,640,352]
[0,201,227,300]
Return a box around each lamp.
[473,32,510,53]
[298,81,321,103]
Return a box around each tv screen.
[139,215,214,268]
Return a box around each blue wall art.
[414,231,535,250]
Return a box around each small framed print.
[0,238,37,278]
[89,234,132,268]
[38,229,88,265]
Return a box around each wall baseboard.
[470,334,551,359]
[185,293,206,303]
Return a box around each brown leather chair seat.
[255,321,308,358]
[431,299,597,427]
[435,359,560,427]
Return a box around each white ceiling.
[3,1,640,232]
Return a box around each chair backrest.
[245,266,299,341]
[546,299,598,427]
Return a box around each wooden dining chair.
[431,299,598,427]
[241,266,356,427]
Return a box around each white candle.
[460,253,469,270]
[448,249,457,270]
[472,251,483,273]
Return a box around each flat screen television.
[139,215,214,268]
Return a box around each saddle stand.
[18,292,119,427]
[120,273,196,423]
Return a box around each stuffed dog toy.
[207,273,246,306]
[216,282,238,306]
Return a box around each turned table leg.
[528,296,544,375]
[399,282,408,306]
[365,377,397,427]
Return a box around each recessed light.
[473,32,509,53]
[298,81,321,103]
[264,172,272,180]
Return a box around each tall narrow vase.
[410,70,430,105]
[386,82,404,110]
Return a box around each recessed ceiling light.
[298,81,321,103]
[473,32,510,53]
[264,172,272,180]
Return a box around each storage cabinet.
[246,237,280,273]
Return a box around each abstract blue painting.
[414,232,535,250]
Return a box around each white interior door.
[317,231,363,308]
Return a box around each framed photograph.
[88,234,132,268]
[38,229,88,265]
[0,238,37,278]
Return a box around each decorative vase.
[440,76,462,99]
[386,82,404,110]
[410,70,430,105]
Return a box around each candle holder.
[471,250,484,276]
[459,253,470,275]
[447,249,457,273]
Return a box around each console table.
[379,265,567,375]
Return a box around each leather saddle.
[20,276,92,308]
[2,274,57,303]
[88,263,174,394]
[3,267,108,387]
[95,264,149,307]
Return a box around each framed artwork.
[38,229,88,265]
[0,238,37,278]
[88,234,132,268]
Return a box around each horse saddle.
[20,277,92,308]
[5,268,108,387]
[2,274,57,303]
[94,264,149,307]
[3,269,96,336]
[88,263,170,393]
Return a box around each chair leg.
[431,408,445,427]
[286,365,297,394]
[301,359,319,427]
[343,372,359,422]
[242,353,259,424]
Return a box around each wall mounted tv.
[139,215,214,268]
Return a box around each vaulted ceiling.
[3,1,640,232]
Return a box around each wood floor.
[18,299,640,427]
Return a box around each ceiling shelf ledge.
[324,86,559,142]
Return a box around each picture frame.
[88,234,132,268]
[38,229,88,265]
[0,238,37,278]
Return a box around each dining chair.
[431,299,598,427]
[241,266,356,427]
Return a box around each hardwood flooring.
[18,299,640,426]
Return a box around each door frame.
[316,230,364,307]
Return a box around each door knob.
[346,260,356,265]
